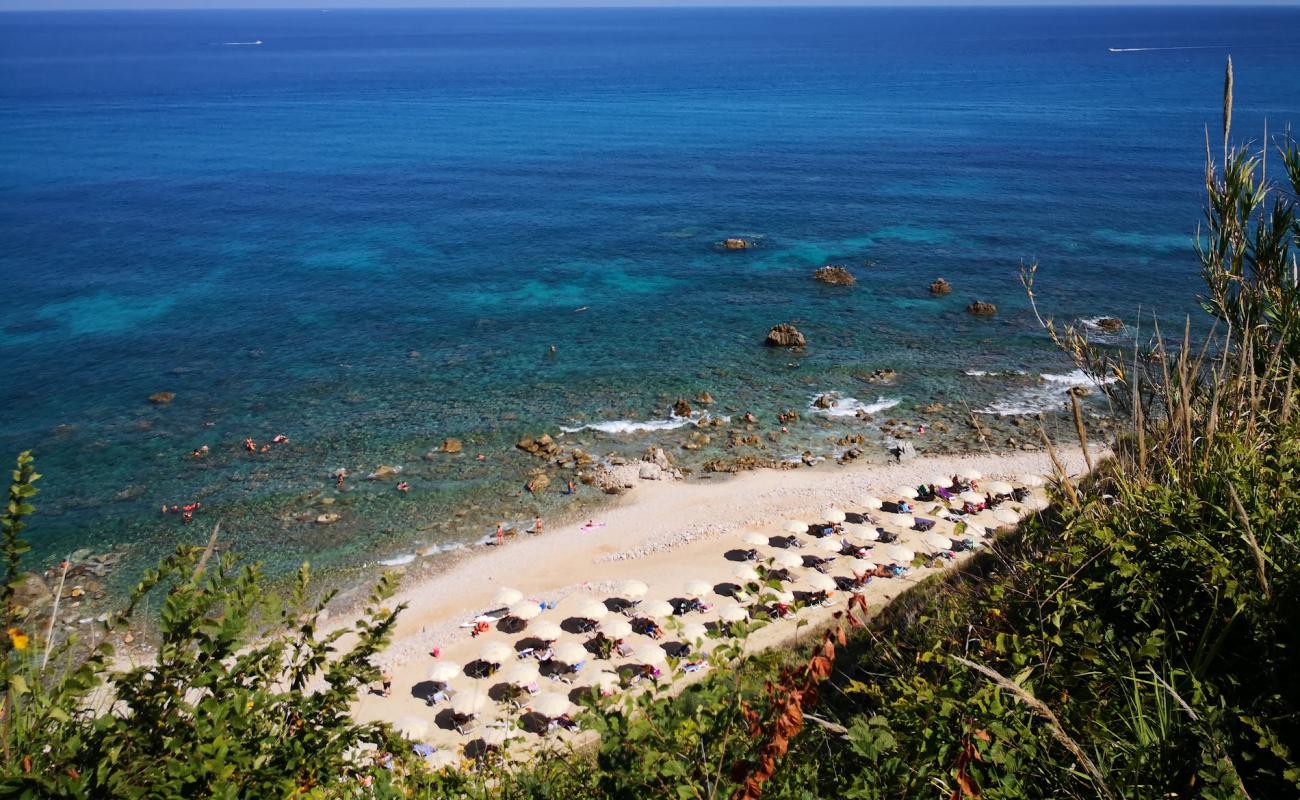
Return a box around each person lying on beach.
[916,485,935,501]
[742,548,758,562]
[681,660,707,673]
[933,486,955,501]
[913,518,936,532]
[552,714,580,732]
[876,529,898,544]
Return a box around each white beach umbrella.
[509,600,542,621]
[395,716,429,740]
[684,579,713,598]
[846,558,876,574]
[960,468,982,481]
[632,645,667,665]
[593,671,621,692]
[530,620,562,641]
[599,618,633,639]
[479,727,519,748]
[530,692,573,719]
[733,564,760,583]
[614,580,648,600]
[553,641,588,666]
[742,532,769,547]
[573,599,609,621]
[1018,473,1045,488]
[500,661,541,687]
[680,622,709,642]
[805,572,837,592]
[986,480,1014,496]
[993,508,1021,525]
[493,587,523,606]
[641,600,675,618]
[893,515,915,530]
[717,603,748,623]
[428,662,461,683]
[426,750,461,771]
[817,537,844,554]
[824,508,847,524]
[859,527,880,542]
[479,641,514,665]
[861,495,883,511]
[783,520,808,534]
[769,589,796,605]
[959,490,984,505]
[451,692,487,716]
[895,485,918,500]
[923,532,953,551]
[772,551,803,570]
[873,543,915,564]
[930,474,953,488]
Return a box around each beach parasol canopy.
[499,661,541,687]
[817,537,844,554]
[733,564,760,583]
[428,662,461,683]
[1018,473,1045,487]
[479,641,514,665]
[395,716,429,740]
[930,474,953,488]
[680,622,709,642]
[599,618,633,639]
[509,600,542,621]
[769,589,796,605]
[862,495,883,510]
[773,551,803,570]
[742,532,769,547]
[573,599,610,621]
[805,572,837,592]
[986,480,1014,496]
[846,558,876,574]
[553,641,588,666]
[684,579,713,598]
[993,508,1021,525]
[960,468,982,481]
[426,750,461,771]
[479,727,519,748]
[641,599,675,618]
[859,527,880,542]
[959,490,984,505]
[892,515,915,530]
[895,485,918,500]
[633,645,667,665]
[451,692,487,716]
[783,520,808,534]
[878,544,915,563]
[614,580,648,600]
[492,587,523,606]
[531,620,562,641]
[717,603,748,623]
[923,532,952,551]
[824,508,847,524]
[530,692,573,719]
[593,671,621,692]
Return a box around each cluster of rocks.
[701,455,795,473]
[584,447,683,494]
[929,277,952,295]
[764,323,806,349]
[967,301,998,317]
[148,391,174,405]
[812,265,856,286]
[722,238,752,251]
[1093,317,1124,331]
[515,434,563,459]
[859,368,897,385]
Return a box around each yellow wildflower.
[6,628,29,651]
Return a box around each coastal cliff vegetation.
[3,70,1299,799]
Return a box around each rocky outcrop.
[516,434,562,458]
[696,391,715,405]
[813,394,836,409]
[860,368,897,385]
[367,465,402,480]
[525,471,551,493]
[316,513,341,525]
[722,238,751,250]
[813,265,856,286]
[967,301,998,317]
[765,323,806,348]
[672,398,693,418]
[1094,317,1124,331]
[148,391,174,405]
[440,438,463,454]
[889,441,917,463]
[920,402,945,414]
[929,278,952,295]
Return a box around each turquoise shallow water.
[1,6,1298,590]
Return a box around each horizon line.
[3,1,1297,12]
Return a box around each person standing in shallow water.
[496,522,505,546]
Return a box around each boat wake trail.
[219,40,264,46]
[1108,45,1224,53]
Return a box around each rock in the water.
[861,368,897,385]
[765,323,806,348]
[813,265,856,286]
[696,391,715,405]
[920,402,945,414]
[525,472,551,493]
[813,394,836,409]
[722,238,751,250]
[739,411,757,424]
[929,278,952,295]
[440,438,463,454]
[967,301,998,317]
[148,391,174,405]
[367,465,402,480]
[1095,317,1124,331]
[516,434,562,458]
[672,398,693,417]
[316,513,341,525]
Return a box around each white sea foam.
[561,412,727,435]
[807,394,900,418]
[377,554,416,567]
[977,369,1116,416]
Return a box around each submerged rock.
[516,434,562,458]
[920,402,945,414]
[440,438,463,454]
[929,278,952,295]
[765,323,806,348]
[148,391,174,405]
[672,398,693,418]
[860,368,897,385]
[813,394,836,409]
[525,471,551,493]
[813,265,856,286]
[1094,316,1124,331]
[696,391,715,405]
[722,238,751,250]
[967,301,998,317]
[367,465,402,480]
[316,513,341,525]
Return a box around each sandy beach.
[348,444,1097,758]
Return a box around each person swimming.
[396,481,410,492]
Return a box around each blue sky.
[2,0,1296,10]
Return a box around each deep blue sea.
[2,6,1298,593]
